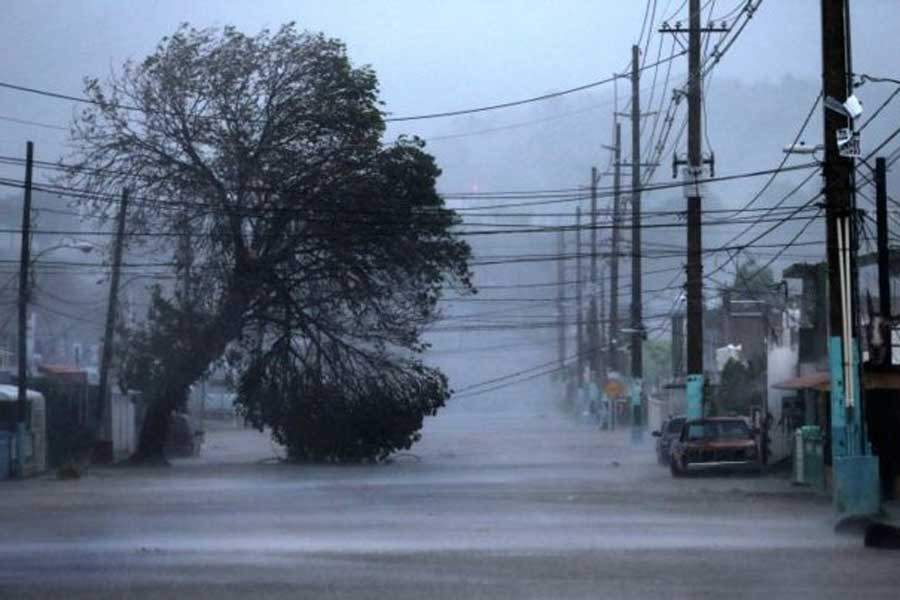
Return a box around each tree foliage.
[234,336,448,462]
[714,358,763,416]
[67,24,472,462]
[732,259,775,293]
[642,340,671,386]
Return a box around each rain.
[1,2,900,598]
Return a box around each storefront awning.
[773,370,900,391]
[773,372,830,391]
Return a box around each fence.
[110,390,136,460]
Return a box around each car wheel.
[670,457,684,478]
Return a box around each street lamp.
[783,141,825,159]
[31,239,96,262]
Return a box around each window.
[667,418,685,433]
[718,420,751,439]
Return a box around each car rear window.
[686,420,750,440]
[718,420,751,439]
[667,418,685,433]
[687,423,713,440]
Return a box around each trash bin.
[0,430,11,480]
[793,426,825,490]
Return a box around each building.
[774,255,900,499]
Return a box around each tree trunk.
[132,394,172,465]
[130,282,252,464]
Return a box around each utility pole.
[15,141,34,478]
[599,256,607,382]
[557,228,566,373]
[629,44,644,434]
[590,166,600,380]
[98,188,129,459]
[575,206,584,381]
[609,122,622,376]
[875,157,891,365]
[684,0,705,420]
[821,0,879,518]
[660,0,729,419]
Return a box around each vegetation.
[67,24,472,463]
[732,259,775,293]
[643,340,671,387]
[713,357,764,416]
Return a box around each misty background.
[1,0,899,409]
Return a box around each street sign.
[603,379,625,398]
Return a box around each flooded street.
[1,2,899,597]
[2,403,897,599]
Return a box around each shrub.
[235,348,447,463]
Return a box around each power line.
[714,91,822,219]
[0,53,688,125]
[0,162,821,224]
[383,52,687,122]
[0,114,68,131]
[453,163,818,211]
[706,191,823,282]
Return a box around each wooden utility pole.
[875,157,891,365]
[821,0,878,518]
[557,228,566,372]
[599,256,607,382]
[685,0,705,419]
[822,0,858,434]
[575,206,584,379]
[590,166,600,378]
[15,141,33,478]
[630,44,643,392]
[609,123,622,375]
[98,188,129,452]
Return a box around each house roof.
[37,363,89,384]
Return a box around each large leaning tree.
[66,24,472,463]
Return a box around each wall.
[766,308,801,463]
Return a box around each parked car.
[669,417,761,477]
[652,415,685,465]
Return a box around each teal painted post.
[829,336,880,518]
[685,374,703,420]
[630,379,643,443]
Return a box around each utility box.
[793,426,825,490]
[834,455,881,518]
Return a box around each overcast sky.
[1,1,898,377]
[1,0,898,175]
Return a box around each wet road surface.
[1,409,897,599]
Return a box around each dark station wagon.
[652,415,685,465]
